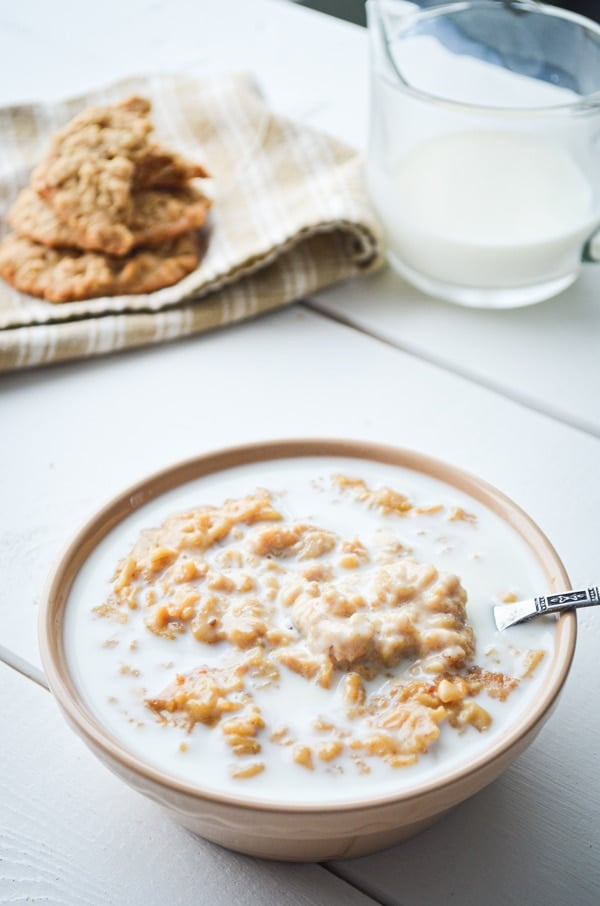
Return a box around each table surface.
[1,2,599,904]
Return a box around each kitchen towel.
[0,72,382,371]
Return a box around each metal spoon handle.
[538,586,600,615]
[494,585,600,631]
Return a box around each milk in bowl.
[63,456,560,806]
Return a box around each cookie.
[31,96,208,256]
[134,144,209,189]
[0,233,199,302]
[31,96,153,210]
[128,187,210,245]
[9,186,211,252]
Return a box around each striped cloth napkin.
[0,72,382,372]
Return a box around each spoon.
[494,585,599,631]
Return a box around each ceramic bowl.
[39,439,576,861]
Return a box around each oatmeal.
[65,457,555,805]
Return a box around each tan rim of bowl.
[39,438,576,813]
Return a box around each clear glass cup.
[366,0,600,307]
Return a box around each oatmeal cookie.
[0,233,199,302]
[31,96,208,256]
[9,185,211,252]
[134,144,209,189]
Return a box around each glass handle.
[582,230,600,262]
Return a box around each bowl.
[39,439,576,861]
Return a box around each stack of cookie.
[0,96,211,302]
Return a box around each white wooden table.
[1,2,599,903]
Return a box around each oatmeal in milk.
[66,458,553,803]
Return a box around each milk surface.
[65,457,557,806]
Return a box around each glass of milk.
[366,0,600,307]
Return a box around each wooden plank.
[312,267,600,438]
[0,663,378,905]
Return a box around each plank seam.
[0,643,49,690]
[303,300,600,441]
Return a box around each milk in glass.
[369,129,595,288]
